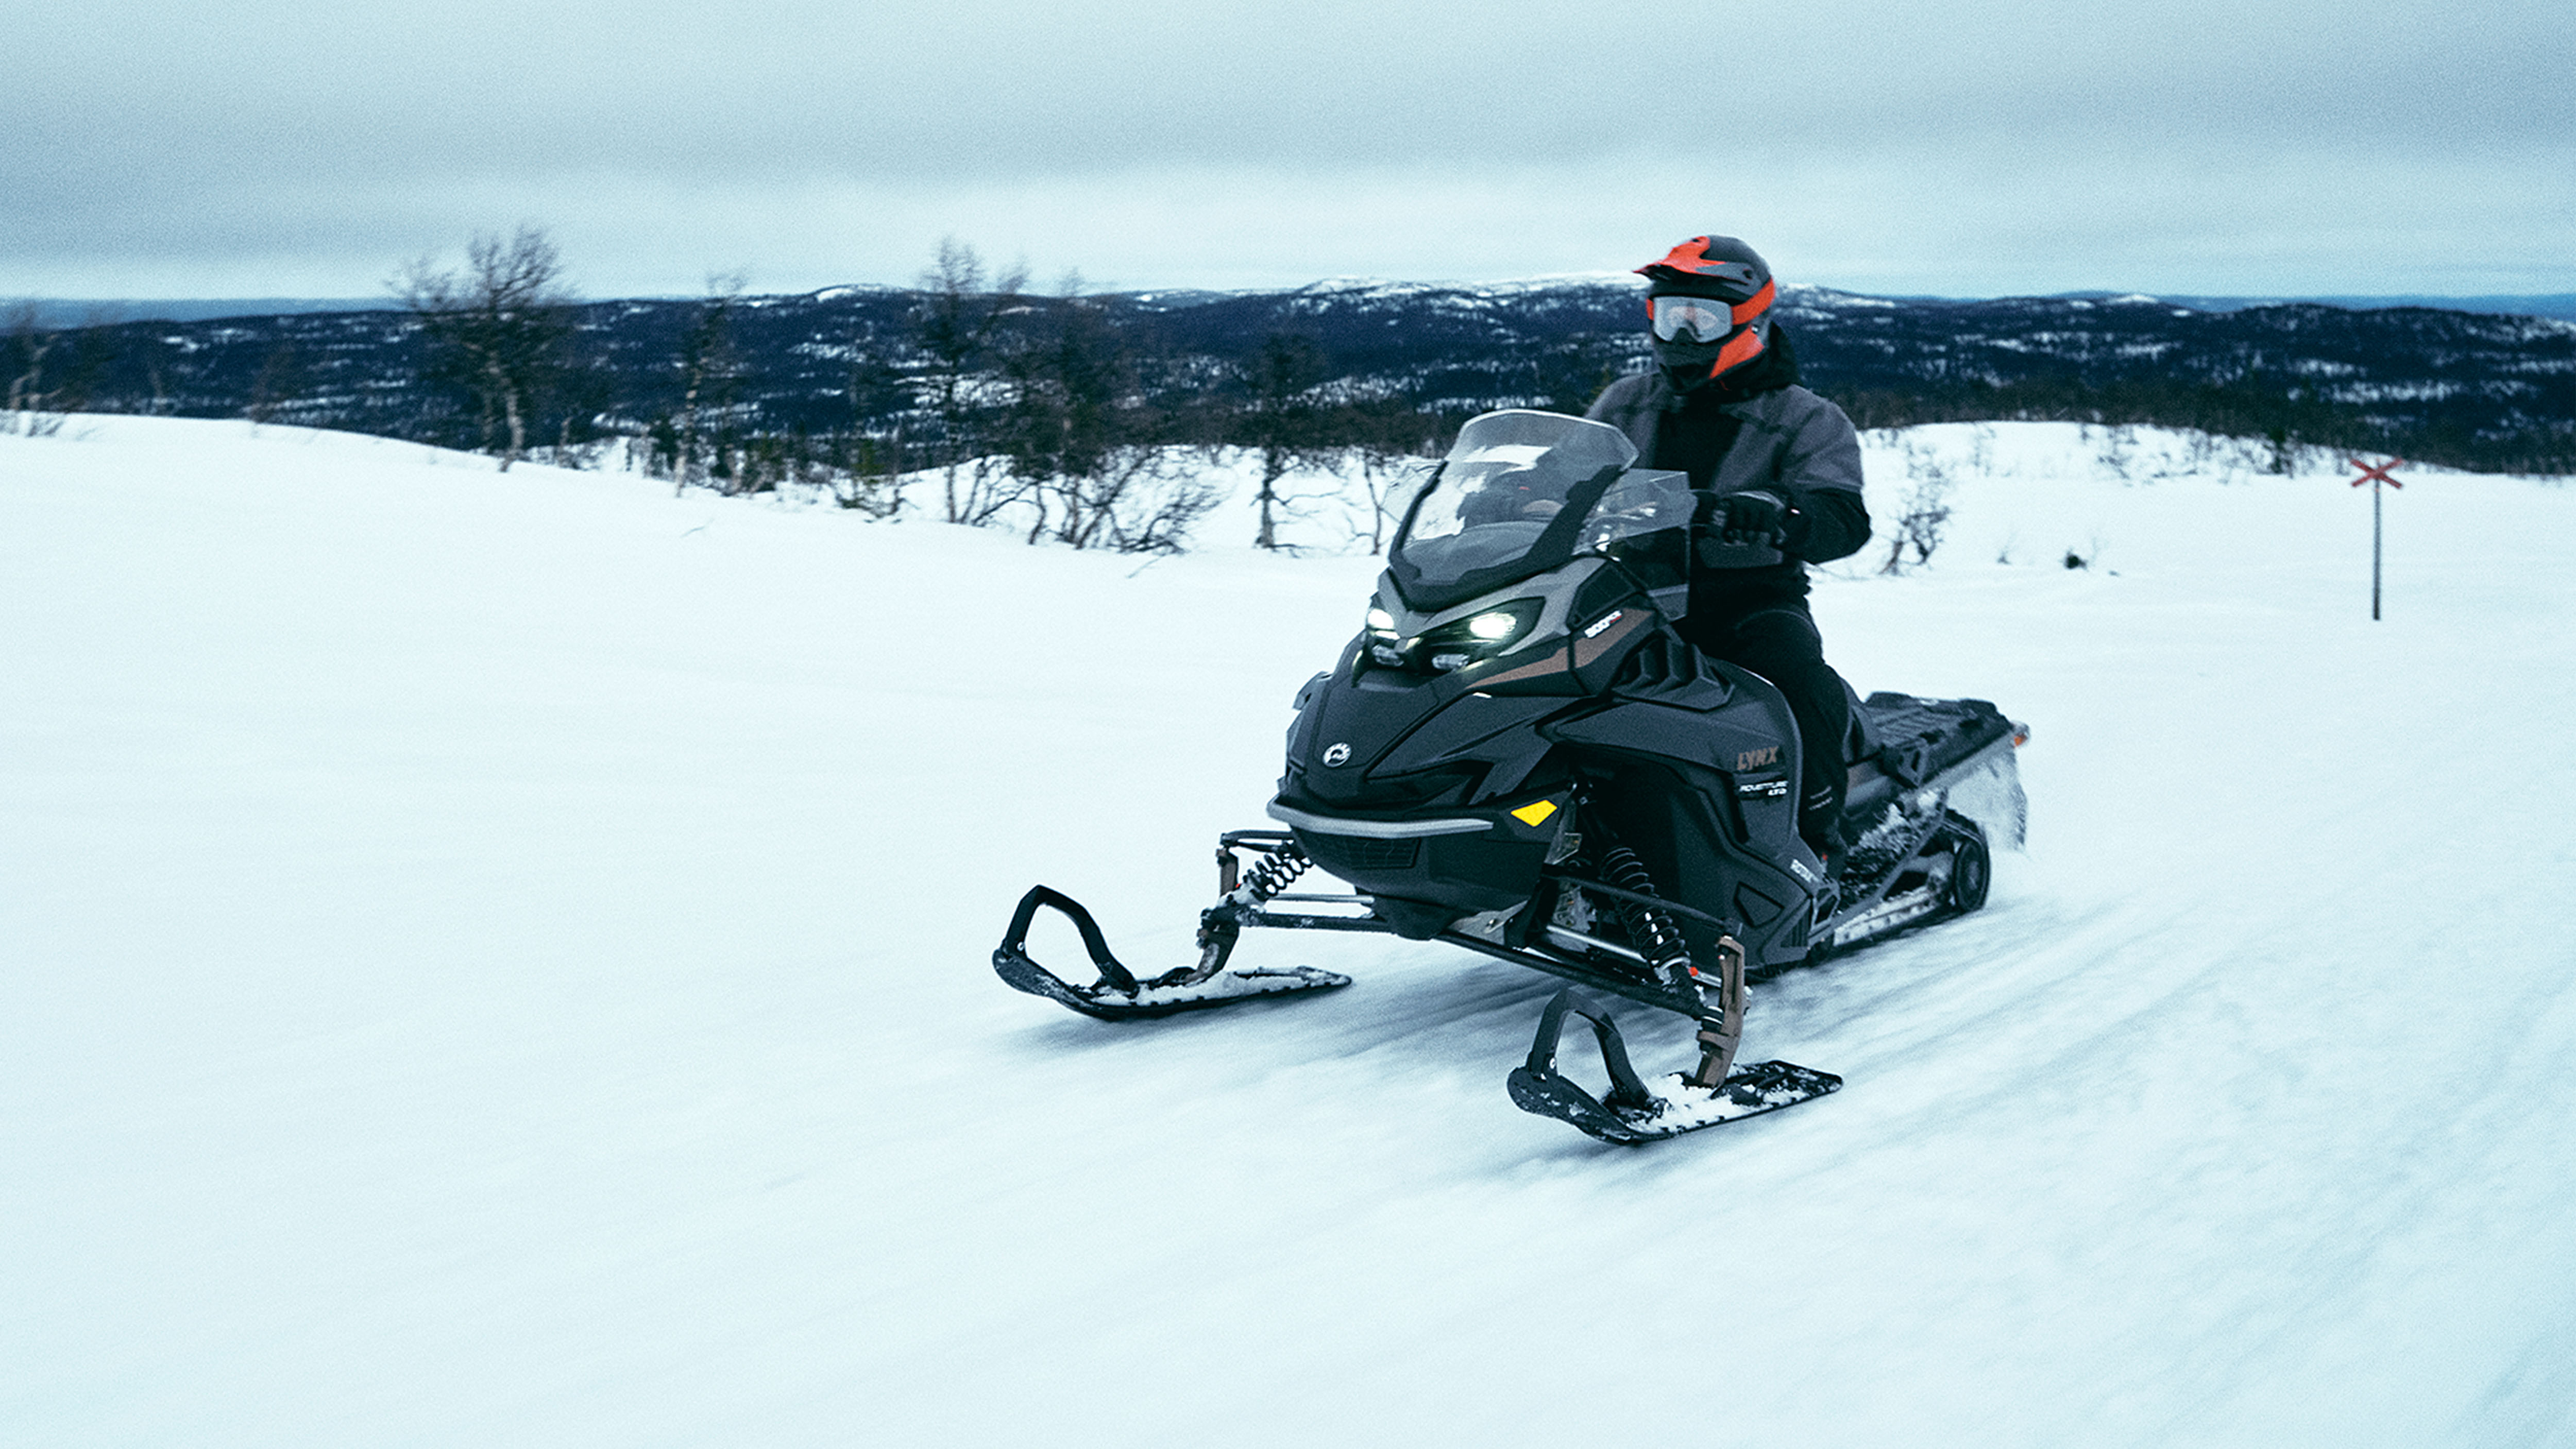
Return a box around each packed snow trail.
[4,418,2573,1446]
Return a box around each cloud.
[8,0,2570,297]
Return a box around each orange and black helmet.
[1637,235,1777,383]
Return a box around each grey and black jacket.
[1584,333,1871,601]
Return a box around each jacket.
[1583,368,1870,572]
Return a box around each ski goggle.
[1648,295,1739,343]
[1647,277,1778,342]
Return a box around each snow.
[6,416,2576,1446]
[1786,285,1904,309]
[1284,274,1650,306]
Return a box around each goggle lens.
[1649,296,1735,343]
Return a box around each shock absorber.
[1598,843,1691,979]
[1600,841,1750,1089]
[1190,838,1314,985]
[1228,839,1312,909]
[1578,793,1749,1091]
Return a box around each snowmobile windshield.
[1388,410,1694,611]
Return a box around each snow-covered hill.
[6,418,2574,1446]
[59,282,2576,476]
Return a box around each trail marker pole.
[2349,456,2404,620]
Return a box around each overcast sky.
[10,0,2572,301]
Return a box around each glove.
[1711,489,1804,548]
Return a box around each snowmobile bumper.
[992,884,1351,1019]
[1506,988,1842,1144]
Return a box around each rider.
[1585,234,1871,862]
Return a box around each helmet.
[1636,235,1777,385]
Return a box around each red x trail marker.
[2348,456,2405,620]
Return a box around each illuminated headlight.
[1413,598,1543,668]
[1364,605,1405,667]
[1428,599,1539,652]
[1366,598,1543,673]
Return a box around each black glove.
[1711,489,1805,548]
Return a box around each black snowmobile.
[995,410,2027,1144]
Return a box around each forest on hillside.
[11,234,2573,547]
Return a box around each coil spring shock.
[1598,843,1690,977]
[1193,839,1313,979]
[1234,840,1312,906]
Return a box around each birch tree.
[393,226,577,470]
[912,238,1028,523]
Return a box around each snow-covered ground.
[6,416,2574,1446]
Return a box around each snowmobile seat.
[1840,692,2016,827]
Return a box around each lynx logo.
[1322,742,1352,766]
[1736,746,1781,770]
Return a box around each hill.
[23,280,2576,476]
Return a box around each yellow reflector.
[1510,799,1558,827]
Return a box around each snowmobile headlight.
[1364,605,1408,668]
[1410,599,1543,669]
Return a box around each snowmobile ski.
[993,884,1350,1019]
[1506,987,1842,1144]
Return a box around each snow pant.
[1684,599,1853,856]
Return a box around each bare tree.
[5,302,64,437]
[976,281,1217,552]
[1882,440,1957,573]
[1048,443,1223,554]
[833,324,914,517]
[661,271,747,495]
[135,330,177,417]
[828,430,909,518]
[1343,401,1437,554]
[1241,333,1334,550]
[246,341,301,425]
[393,226,577,470]
[913,237,1029,523]
[2094,422,2137,481]
[997,282,1123,544]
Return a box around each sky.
[9,0,2572,302]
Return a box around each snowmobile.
[994,409,2027,1144]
